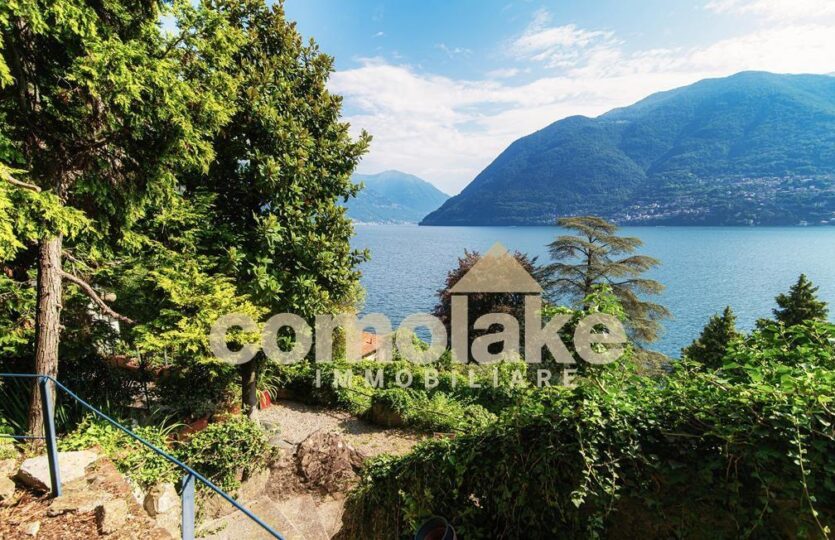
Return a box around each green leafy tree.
[180,0,370,413]
[542,216,670,342]
[682,306,740,369]
[0,0,242,436]
[773,274,829,327]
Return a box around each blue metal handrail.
[0,373,284,540]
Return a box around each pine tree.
[1,0,241,437]
[773,274,829,327]
[682,306,740,369]
[542,216,670,342]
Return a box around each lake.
[352,224,835,357]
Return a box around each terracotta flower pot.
[258,390,272,409]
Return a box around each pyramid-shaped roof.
[450,243,543,294]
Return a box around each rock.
[0,475,16,505]
[143,483,179,517]
[369,402,405,427]
[96,499,129,535]
[0,457,17,477]
[296,431,365,493]
[260,419,281,434]
[19,521,40,537]
[144,482,182,538]
[268,435,296,453]
[236,467,270,503]
[16,450,98,492]
[47,490,109,516]
[154,506,181,539]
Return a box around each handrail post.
[39,376,62,498]
[182,473,195,540]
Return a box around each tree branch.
[2,173,41,192]
[60,270,136,325]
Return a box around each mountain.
[422,72,835,226]
[346,170,449,223]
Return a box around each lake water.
[352,224,835,357]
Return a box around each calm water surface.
[352,224,835,357]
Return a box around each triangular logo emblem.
[449,242,542,294]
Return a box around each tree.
[181,1,370,414]
[542,216,670,342]
[682,306,740,369]
[773,274,829,327]
[0,0,241,436]
[433,249,539,362]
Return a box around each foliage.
[682,306,740,369]
[1,0,369,421]
[0,0,246,434]
[269,358,532,426]
[373,388,496,433]
[773,274,829,327]
[60,416,181,489]
[0,411,18,459]
[541,216,670,342]
[180,415,268,492]
[60,414,268,493]
[341,322,835,539]
[153,363,239,421]
[182,0,369,320]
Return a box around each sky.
[283,0,835,194]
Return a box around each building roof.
[361,331,380,358]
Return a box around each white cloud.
[705,0,835,21]
[512,22,618,69]
[332,10,835,194]
[486,67,523,79]
[436,43,472,58]
[509,9,619,70]
[373,31,385,38]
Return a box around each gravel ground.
[259,400,425,457]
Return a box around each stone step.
[198,498,304,540]
[273,494,330,540]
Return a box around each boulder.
[19,521,40,537]
[96,499,129,535]
[16,450,98,492]
[47,490,109,516]
[237,467,270,503]
[296,431,365,493]
[0,457,17,477]
[143,482,181,537]
[143,482,179,517]
[0,475,16,505]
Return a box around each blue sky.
[283,0,835,194]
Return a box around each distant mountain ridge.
[346,170,449,223]
[421,72,835,226]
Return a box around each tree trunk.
[28,234,63,441]
[240,360,259,418]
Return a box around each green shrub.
[180,415,268,492]
[60,416,180,488]
[0,418,17,459]
[372,388,496,433]
[342,323,835,539]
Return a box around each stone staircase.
[198,494,343,540]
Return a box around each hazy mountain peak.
[345,170,449,224]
